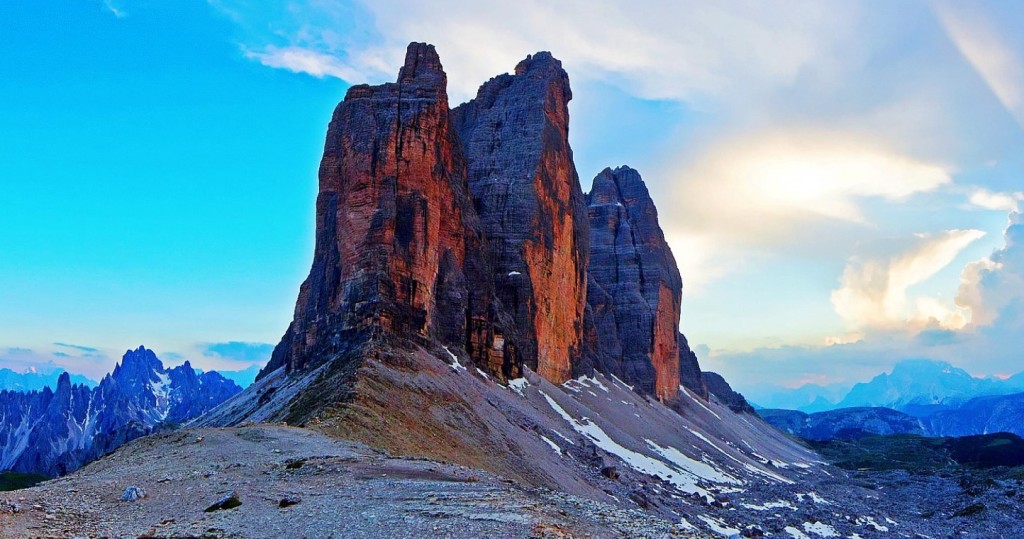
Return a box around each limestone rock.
[261,43,475,377]
[581,166,682,401]
[703,372,756,414]
[453,52,590,384]
[679,333,709,400]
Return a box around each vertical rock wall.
[453,53,589,384]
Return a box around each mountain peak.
[56,371,71,392]
[513,51,571,102]
[398,42,445,84]
[112,346,164,386]
[889,359,969,379]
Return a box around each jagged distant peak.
[0,345,242,477]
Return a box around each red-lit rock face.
[259,44,704,399]
[453,53,590,384]
[263,43,473,375]
[582,166,685,401]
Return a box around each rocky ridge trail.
[0,425,696,538]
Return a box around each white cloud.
[968,188,1023,212]
[212,0,859,104]
[935,2,1024,128]
[956,211,1024,327]
[830,229,985,331]
[656,132,953,291]
[243,46,367,81]
[672,132,950,226]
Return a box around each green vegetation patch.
[809,432,1024,476]
[0,471,48,491]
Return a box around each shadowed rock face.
[581,166,683,401]
[703,372,756,414]
[452,53,590,384]
[679,333,709,400]
[262,43,477,377]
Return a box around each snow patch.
[697,515,740,537]
[442,347,466,373]
[797,492,831,505]
[508,378,529,396]
[803,522,839,537]
[551,429,575,445]
[785,526,810,539]
[681,385,721,420]
[645,439,742,485]
[741,500,796,511]
[539,435,561,455]
[541,391,712,499]
[856,516,888,532]
[609,374,634,391]
[149,371,172,421]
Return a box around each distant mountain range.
[745,381,852,413]
[0,346,240,476]
[761,390,1024,441]
[750,359,1024,414]
[759,407,926,441]
[0,362,263,395]
[0,368,97,392]
[196,363,262,389]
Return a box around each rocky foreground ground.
[0,425,697,538]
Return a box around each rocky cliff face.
[262,43,476,377]
[703,371,756,414]
[0,346,240,476]
[452,53,589,384]
[679,333,709,400]
[581,166,684,401]
[258,43,704,403]
[262,45,590,386]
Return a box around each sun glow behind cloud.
[830,229,986,332]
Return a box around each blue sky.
[2,1,1023,391]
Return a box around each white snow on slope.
[442,347,466,373]
[149,371,172,421]
[683,425,793,483]
[797,492,831,505]
[539,435,561,455]
[697,515,740,537]
[741,499,797,511]
[682,385,721,420]
[541,391,713,498]
[803,521,839,537]
[645,439,742,485]
[508,378,529,396]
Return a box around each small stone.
[120,486,146,502]
[204,490,242,512]
[279,496,301,508]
